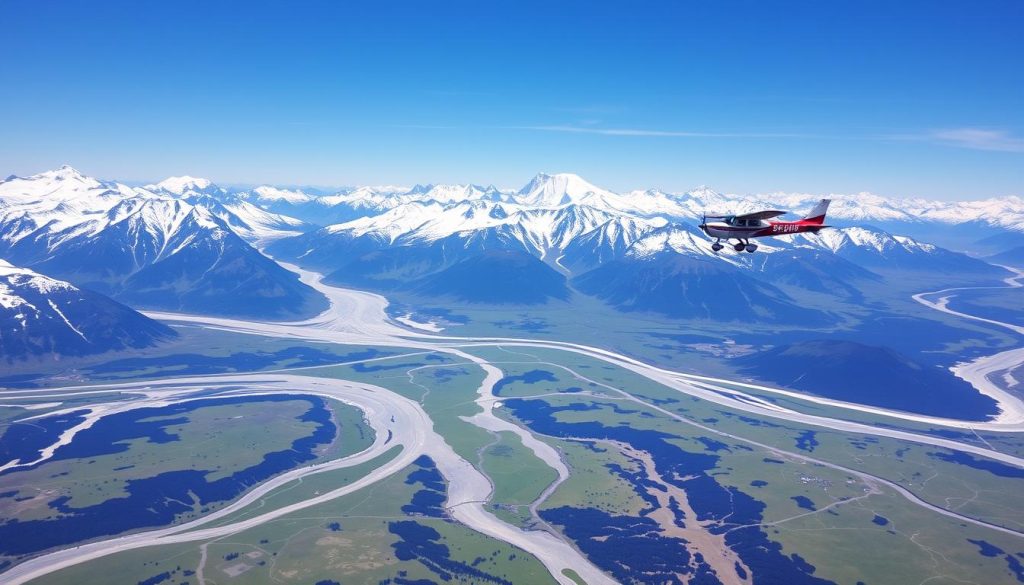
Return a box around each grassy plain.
[35,460,558,585]
[468,344,1024,584]
[0,396,373,535]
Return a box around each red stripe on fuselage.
[701,221,828,239]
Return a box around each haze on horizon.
[1,0,1021,200]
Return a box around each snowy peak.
[317,185,410,208]
[414,183,505,203]
[0,166,108,202]
[0,167,308,247]
[249,185,315,204]
[515,173,616,207]
[145,175,223,197]
[213,200,309,243]
[33,165,97,185]
[791,226,936,256]
[0,259,75,309]
[627,223,732,263]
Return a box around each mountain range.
[262,173,1007,313]
[0,167,326,320]
[237,172,1024,234]
[1,165,1020,363]
[1,167,1020,326]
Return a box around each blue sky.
[1,0,1021,199]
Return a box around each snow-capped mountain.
[249,185,412,225]
[274,171,1020,272]
[624,223,1000,277]
[215,171,1024,236]
[134,169,1024,238]
[559,215,669,271]
[144,175,225,197]
[2,166,1015,319]
[515,172,616,207]
[0,167,309,246]
[733,190,1024,231]
[182,194,310,243]
[0,168,325,318]
[270,196,635,270]
[572,252,828,323]
[248,185,316,204]
[783,227,1002,274]
[410,183,506,203]
[263,171,1012,311]
[0,260,174,361]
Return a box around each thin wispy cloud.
[392,123,811,138]
[888,128,1024,153]
[398,123,1024,154]
[512,125,813,138]
[928,128,1024,153]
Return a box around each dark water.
[966,540,1024,582]
[506,398,836,584]
[0,409,89,468]
[352,361,424,373]
[402,455,446,518]
[0,394,336,556]
[492,369,557,396]
[388,521,512,585]
[791,496,816,511]
[795,431,819,452]
[87,347,388,378]
[929,451,1024,478]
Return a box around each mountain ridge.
[0,260,175,362]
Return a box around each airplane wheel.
[711,243,723,252]
[733,242,746,251]
[746,244,758,253]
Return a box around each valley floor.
[2,262,1024,584]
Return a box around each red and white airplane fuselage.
[698,199,831,252]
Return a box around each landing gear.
[712,238,757,252]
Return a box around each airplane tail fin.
[802,198,831,225]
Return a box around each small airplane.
[698,198,832,252]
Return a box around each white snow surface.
[0,168,309,248]
[144,175,218,196]
[249,186,315,204]
[0,259,76,310]
[3,167,1021,276]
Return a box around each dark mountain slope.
[735,339,998,420]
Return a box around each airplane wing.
[733,209,788,221]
